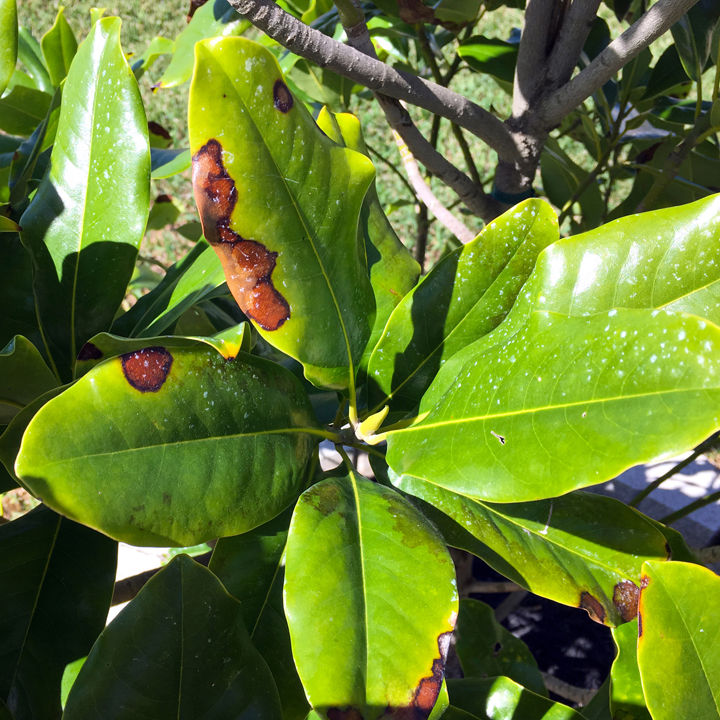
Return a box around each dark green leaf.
[0,504,116,720]
[458,36,517,89]
[455,598,545,696]
[644,45,691,100]
[637,560,720,720]
[671,0,720,81]
[64,555,283,720]
[0,335,56,423]
[20,18,150,381]
[40,6,77,87]
[285,473,457,718]
[16,346,320,546]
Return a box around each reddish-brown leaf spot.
[637,611,643,638]
[192,139,291,331]
[155,193,173,204]
[613,580,640,622]
[121,347,173,392]
[187,0,208,20]
[77,342,103,361]
[273,80,293,113]
[579,591,606,624]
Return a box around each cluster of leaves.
[1,3,720,720]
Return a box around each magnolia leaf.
[394,475,670,627]
[189,37,376,390]
[40,6,77,87]
[16,346,319,546]
[0,0,17,96]
[0,505,116,720]
[637,561,720,720]
[20,18,150,381]
[368,199,557,413]
[63,555,282,719]
[388,310,720,503]
[285,473,457,719]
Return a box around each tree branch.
[541,0,701,127]
[226,0,519,161]
[545,0,602,89]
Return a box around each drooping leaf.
[73,323,250,376]
[367,199,557,414]
[211,510,309,720]
[446,677,585,720]
[610,619,650,719]
[112,240,226,338]
[285,473,458,719]
[315,107,420,369]
[20,17,150,382]
[157,0,248,88]
[189,37,376,390]
[40,6,77,87]
[0,0,17,96]
[455,598,546,696]
[63,555,283,719]
[0,335,56,423]
[393,475,669,627]
[427,193,720,406]
[637,560,720,720]
[388,309,720,503]
[16,346,319,546]
[0,504,117,720]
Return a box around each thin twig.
[226,0,519,160]
[464,580,523,594]
[541,673,596,707]
[661,488,720,525]
[541,0,702,126]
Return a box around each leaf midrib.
[389,385,717,435]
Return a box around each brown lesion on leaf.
[273,80,294,113]
[121,347,173,392]
[637,611,643,638]
[579,591,606,624]
[613,580,640,622]
[386,630,454,720]
[192,139,290,331]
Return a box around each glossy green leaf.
[0,335,56,423]
[0,0,17,96]
[389,309,720,503]
[74,323,250,376]
[0,504,117,720]
[637,561,720,720]
[285,473,457,718]
[315,107,420,369]
[17,27,52,93]
[112,240,226,338]
[60,657,86,709]
[40,6,77,87]
[287,60,353,110]
[644,45,691,100]
[0,85,51,136]
[189,38,375,390]
[64,554,282,719]
[610,619,650,719]
[446,677,585,720]
[434,0,481,25]
[671,0,720,81]
[130,34,173,78]
[368,199,557,413]
[393,476,669,627]
[20,17,150,382]
[455,598,545,696]
[16,345,319,546]
[150,147,191,178]
[211,510,309,720]
[157,0,248,88]
[458,35,517,90]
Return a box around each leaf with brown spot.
[189,38,376,390]
[285,473,457,719]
